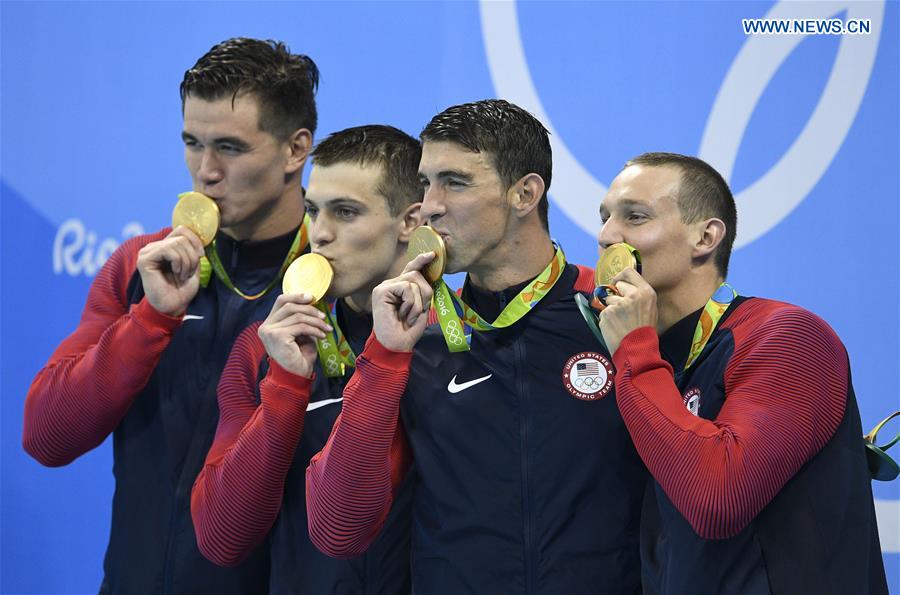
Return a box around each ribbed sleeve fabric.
[191,322,313,566]
[306,333,413,558]
[22,229,181,466]
[613,299,847,539]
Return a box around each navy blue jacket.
[398,264,647,594]
[106,230,298,593]
[616,297,888,595]
[253,302,412,594]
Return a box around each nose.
[597,217,623,252]
[419,185,446,224]
[197,149,224,187]
[309,212,335,249]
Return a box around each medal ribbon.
[199,214,310,300]
[313,300,357,377]
[684,282,737,369]
[433,247,567,352]
[864,411,900,481]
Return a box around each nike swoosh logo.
[447,374,492,394]
[182,314,204,321]
[307,397,343,412]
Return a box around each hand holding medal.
[281,254,358,378]
[575,243,642,351]
[406,226,567,353]
[405,226,447,286]
[594,242,642,306]
[133,193,214,316]
[172,191,310,299]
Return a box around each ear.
[507,173,546,219]
[284,128,313,175]
[396,202,423,243]
[692,217,726,260]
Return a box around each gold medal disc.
[595,243,641,287]
[406,226,447,285]
[172,192,220,246]
[282,253,333,303]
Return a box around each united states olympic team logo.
[562,352,614,401]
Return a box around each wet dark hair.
[421,99,552,230]
[312,125,423,216]
[180,37,319,139]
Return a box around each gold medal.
[406,225,447,285]
[282,253,333,303]
[172,191,220,246]
[595,242,641,287]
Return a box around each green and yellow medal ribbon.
[313,300,357,377]
[864,411,900,481]
[685,282,738,369]
[433,247,567,352]
[199,214,311,300]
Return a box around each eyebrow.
[306,196,368,210]
[181,131,251,149]
[599,198,654,216]
[605,198,651,209]
[418,169,474,182]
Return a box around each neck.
[344,293,370,314]
[468,225,555,292]
[656,272,725,334]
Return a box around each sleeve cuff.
[267,358,315,391]
[362,333,415,371]
[131,299,184,333]
[612,326,660,371]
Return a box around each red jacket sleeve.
[191,322,313,566]
[22,230,183,466]
[612,300,847,540]
[306,333,413,558]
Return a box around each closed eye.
[216,142,247,155]
[627,212,648,223]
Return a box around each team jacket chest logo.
[447,373,492,394]
[562,352,614,401]
[683,387,701,416]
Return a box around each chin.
[326,279,348,301]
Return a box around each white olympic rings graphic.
[325,354,340,375]
[445,319,465,346]
[573,375,601,391]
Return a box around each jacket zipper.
[501,288,535,595]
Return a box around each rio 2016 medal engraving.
[172,192,220,247]
[282,253,333,303]
[406,225,447,285]
[594,242,642,303]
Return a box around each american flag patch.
[576,361,600,376]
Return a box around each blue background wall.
[2,1,897,592]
